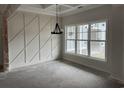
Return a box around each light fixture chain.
[56,4,59,23]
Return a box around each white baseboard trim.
[8,59,56,71]
[109,75,124,84]
[63,57,124,85]
[62,57,109,74]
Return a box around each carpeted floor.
[0,60,123,88]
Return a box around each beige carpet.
[0,60,123,88]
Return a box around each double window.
[65,21,107,60]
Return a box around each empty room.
[0,3,124,88]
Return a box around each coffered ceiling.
[17,4,104,16]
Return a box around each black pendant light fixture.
[51,4,63,34]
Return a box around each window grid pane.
[66,26,76,39]
[77,40,88,55]
[91,32,106,40]
[66,40,75,53]
[90,41,105,59]
[77,24,88,40]
[91,22,106,32]
[91,22,106,40]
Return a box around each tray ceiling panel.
[17,4,104,16]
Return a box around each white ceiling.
[17,4,104,16]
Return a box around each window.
[65,21,107,60]
[90,22,106,59]
[66,26,76,53]
[77,25,88,55]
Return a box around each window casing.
[65,21,107,61]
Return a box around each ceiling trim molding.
[17,5,56,16]
[16,4,105,17]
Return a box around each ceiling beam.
[61,4,73,8]
[16,4,105,17]
[44,4,55,10]
[17,5,56,16]
[40,4,53,9]
[59,4,85,14]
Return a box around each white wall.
[109,6,123,80]
[0,15,3,64]
[121,6,124,80]
[62,5,124,82]
[8,11,62,69]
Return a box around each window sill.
[64,52,107,63]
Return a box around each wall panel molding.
[8,12,61,69]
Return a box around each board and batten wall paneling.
[8,11,61,69]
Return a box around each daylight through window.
[65,21,107,60]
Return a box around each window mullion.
[65,27,67,52]
[75,25,77,54]
[88,24,91,56]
